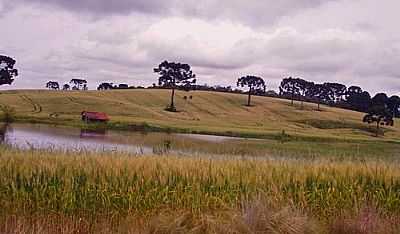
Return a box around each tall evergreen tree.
[237,75,266,106]
[154,61,196,112]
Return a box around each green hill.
[0,89,399,142]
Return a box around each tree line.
[45,79,88,91]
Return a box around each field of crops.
[1,147,399,233]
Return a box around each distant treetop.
[0,55,18,86]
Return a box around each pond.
[0,123,244,154]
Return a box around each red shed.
[81,111,110,122]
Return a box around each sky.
[0,0,399,95]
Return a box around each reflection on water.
[0,123,7,143]
[0,123,240,154]
[3,124,151,154]
[80,128,107,139]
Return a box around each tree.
[45,81,60,90]
[324,83,347,102]
[237,75,266,106]
[363,105,394,137]
[363,93,393,137]
[388,95,400,118]
[279,77,301,105]
[97,82,113,90]
[0,55,18,85]
[346,86,371,112]
[118,84,129,89]
[62,84,70,90]
[371,93,389,108]
[306,83,335,110]
[70,79,87,90]
[297,79,314,109]
[347,86,363,96]
[154,61,196,111]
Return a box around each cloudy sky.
[1,0,399,95]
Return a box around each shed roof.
[81,111,110,121]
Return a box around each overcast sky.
[1,0,399,95]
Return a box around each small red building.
[81,111,110,122]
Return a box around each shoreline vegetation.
[0,147,400,233]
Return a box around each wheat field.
[0,147,400,233]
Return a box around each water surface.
[0,123,241,154]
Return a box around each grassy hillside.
[0,89,399,142]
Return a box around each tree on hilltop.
[46,81,60,90]
[297,79,314,109]
[70,79,88,90]
[306,83,331,111]
[324,82,347,103]
[346,86,371,113]
[0,55,18,85]
[237,75,266,106]
[97,82,114,90]
[279,77,301,106]
[118,84,129,89]
[63,84,70,90]
[154,61,196,112]
[388,95,400,118]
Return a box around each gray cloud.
[0,0,399,95]
[14,0,336,26]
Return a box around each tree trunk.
[376,120,380,137]
[291,92,294,106]
[247,89,252,106]
[170,88,175,110]
[317,101,320,111]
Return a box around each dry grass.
[329,207,400,234]
[2,204,399,234]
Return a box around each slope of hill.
[0,89,399,142]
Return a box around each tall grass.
[0,147,400,232]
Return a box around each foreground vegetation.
[1,147,400,233]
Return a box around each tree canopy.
[63,84,70,90]
[363,105,394,137]
[154,61,196,111]
[279,77,302,105]
[46,81,60,90]
[70,79,88,90]
[97,82,114,90]
[0,55,18,85]
[306,83,333,110]
[324,82,347,102]
[237,75,266,106]
[388,95,400,118]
